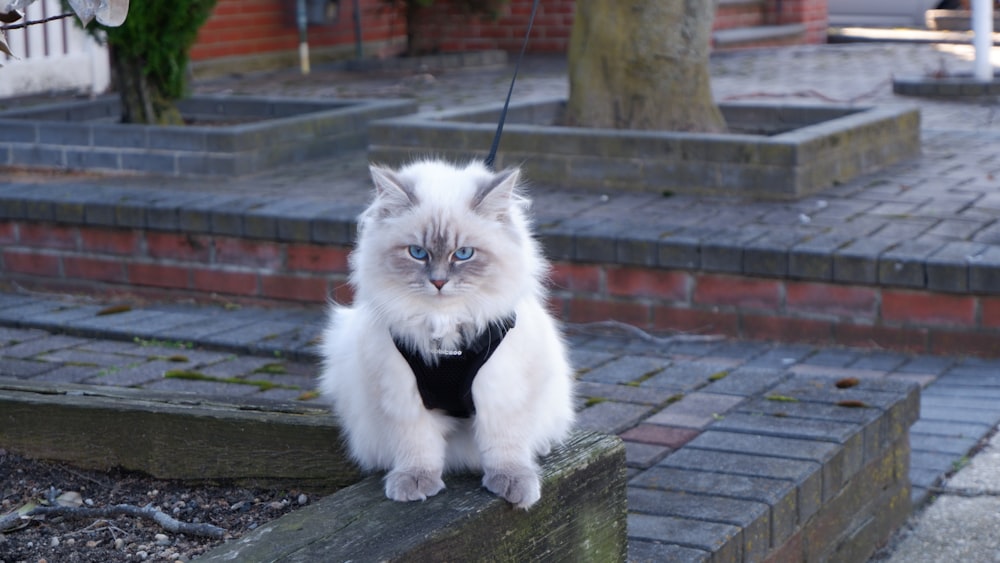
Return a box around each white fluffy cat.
[319,159,575,509]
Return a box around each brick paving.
[1,289,999,558]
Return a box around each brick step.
[714,23,808,50]
[0,310,922,562]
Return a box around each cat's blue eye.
[453,247,475,261]
[408,245,429,260]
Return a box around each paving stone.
[627,513,741,561]
[645,393,745,429]
[788,232,855,281]
[0,335,91,358]
[686,431,839,465]
[921,386,1000,400]
[657,232,702,270]
[895,355,955,374]
[659,448,823,522]
[833,238,894,284]
[909,467,944,490]
[144,377,264,396]
[704,367,789,397]
[0,358,57,378]
[85,359,177,387]
[0,327,47,345]
[576,382,681,406]
[69,309,173,333]
[848,352,909,372]
[627,539,709,563]
[910,450,962,475]
[910,433,981,456]
[800,348,863,368]
[255,388,312,402]
[0,300,71,323]
[736,397,882,426]
[920,394,1000,412]
[36,349,136,369]
[161,316,257,340]
[29,364,100,383]
[707,340,771,361]
[627,489,769,562]
[623,441,671,469]
[569,349,618,372]
[196,321,303,351]
[197,356,280,378]
[924,241,985,292]
[640,362,732,391]
[710,413,860,447]
[630,467,797,547]
[741,345,813,369]
[124,312,223,339]
[575,401,654,435]
[919,405,1000,426]
[578,355,669,385]
[968,246,1000,292]
[620,425,700,449]
[878,238,944,287]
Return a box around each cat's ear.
[370,165,417,217]
[473,167,520,221]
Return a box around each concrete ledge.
[199,431,627,562]
[0,95,416,177]
[367,98,921,199]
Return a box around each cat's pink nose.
[431,279,447,290]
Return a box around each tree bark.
[565,0,726,133]
[110,46,185,126]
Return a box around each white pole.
[973,0,994,81]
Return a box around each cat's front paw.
[385,468,445,502]
[482,466,541,509]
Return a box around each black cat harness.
[392,315,516,419]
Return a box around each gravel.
[0,449,311,562]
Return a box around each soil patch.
[0,449,309,562]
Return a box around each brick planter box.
[0,96,416,177]
[367,98,921,200]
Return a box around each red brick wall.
[408,0,827,55]
[409,0,575,54]
[3,221,1000,357]
[190,0,406,62]
[188,1,827,64]
[548,263,1000,358]
[1,222,353,305]
[765,0,829,44]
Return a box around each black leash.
[483,0,541,171]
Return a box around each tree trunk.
[110,46,185,126]
[565,0,726,133]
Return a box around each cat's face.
[351,160,542,321]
